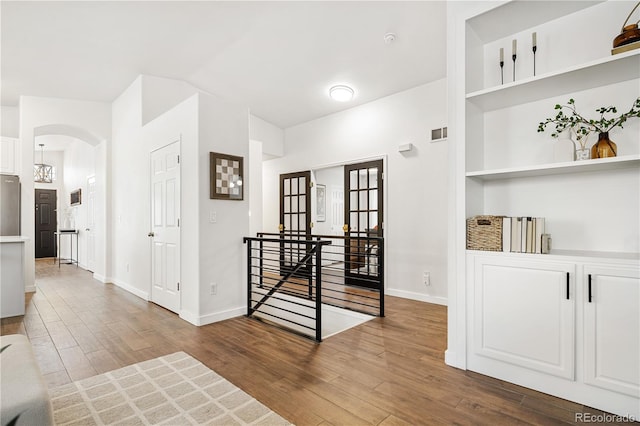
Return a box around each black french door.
[344,160,383,288]
[279,171,312,276]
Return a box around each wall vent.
[431,126,448,142]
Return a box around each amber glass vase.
[591,132,617,158]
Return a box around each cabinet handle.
[566,272,570,300]
[588,274,592,303]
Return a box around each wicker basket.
[466,215,503,251]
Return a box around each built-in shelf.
[466,50,640,111]
[467,249,640,262]
[466,154,640,181]
[467,1,602,44]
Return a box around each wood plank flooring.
[0,260,628,425]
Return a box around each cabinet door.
[584,265,639,397]
[474,257,575,379]
[0,137,17,174]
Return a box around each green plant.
[537,97,640,143]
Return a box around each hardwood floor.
[0,260,628,425]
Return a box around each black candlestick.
[512,54,517,81]
[533,45,537,76]
[500,60,504,84]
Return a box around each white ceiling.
[1,1,446,129]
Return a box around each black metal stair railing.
[257,232,384,318]
[243,236,331,342]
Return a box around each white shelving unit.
[448,0,640,419]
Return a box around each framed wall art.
[210,152,244,200]
[316,184,326,222]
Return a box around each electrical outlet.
[210,283,217,295]
[423,271,431,286]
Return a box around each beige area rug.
[50,352,291,426]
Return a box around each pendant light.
[34,144,54,183]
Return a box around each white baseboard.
[181,307,245,326]
[25,285,36,293]
[111,278,149,301]
[385,288,448,306]
[93,273,107,283]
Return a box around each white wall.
[1,106,19,138]
[112,76,250,325]
[142,94,200,321]
[198,93,250,323]
[19,96,110,291]
[263,80,449,304]
[250,114,284,159]
[62,140,97,267]
[110,77,151,299]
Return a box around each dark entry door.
[279,171,312,276]
[35,189,57,258]
[344,159,383,288]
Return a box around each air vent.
[431,126,448,142]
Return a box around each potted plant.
[537,97,640,159]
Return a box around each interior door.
[85,175,96,272]
[279,171,312,276]
[35,189,57,258]
[150,141,181,313]
[344,159,383,288]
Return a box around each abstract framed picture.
[316,184,326,222]
[210,152,244,200]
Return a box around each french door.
[279,171,312,276]
[344,159,383,288]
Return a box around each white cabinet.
[467,252,640,418]
[472,256,575,379]
[583,265,640,398]
[0,137,20,175]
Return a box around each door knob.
[148,232,155,237]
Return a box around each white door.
[584,265,640,398]
[85,175,97,272]
[150,141,181,313]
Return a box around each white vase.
[554,132,575,162]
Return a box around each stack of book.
[502,217,545,254]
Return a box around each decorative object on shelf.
[209,152,244,200]
[537,97,640,159]
[466,215,503,251]
[532,32,537,76]
[572,128,591,161]
[612,1,640,54]
[591,132,617,158]
[541,234,552,254]
[512,39,517,82]
[554,131,575,162]
[499,48,504,84]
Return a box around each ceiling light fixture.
[34,143,54,183]
[329,85,354,102]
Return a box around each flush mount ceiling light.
[34,143,54,183]
[329,85,354,102]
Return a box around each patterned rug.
[50,352,291,425]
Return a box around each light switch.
[209,211,217,223]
